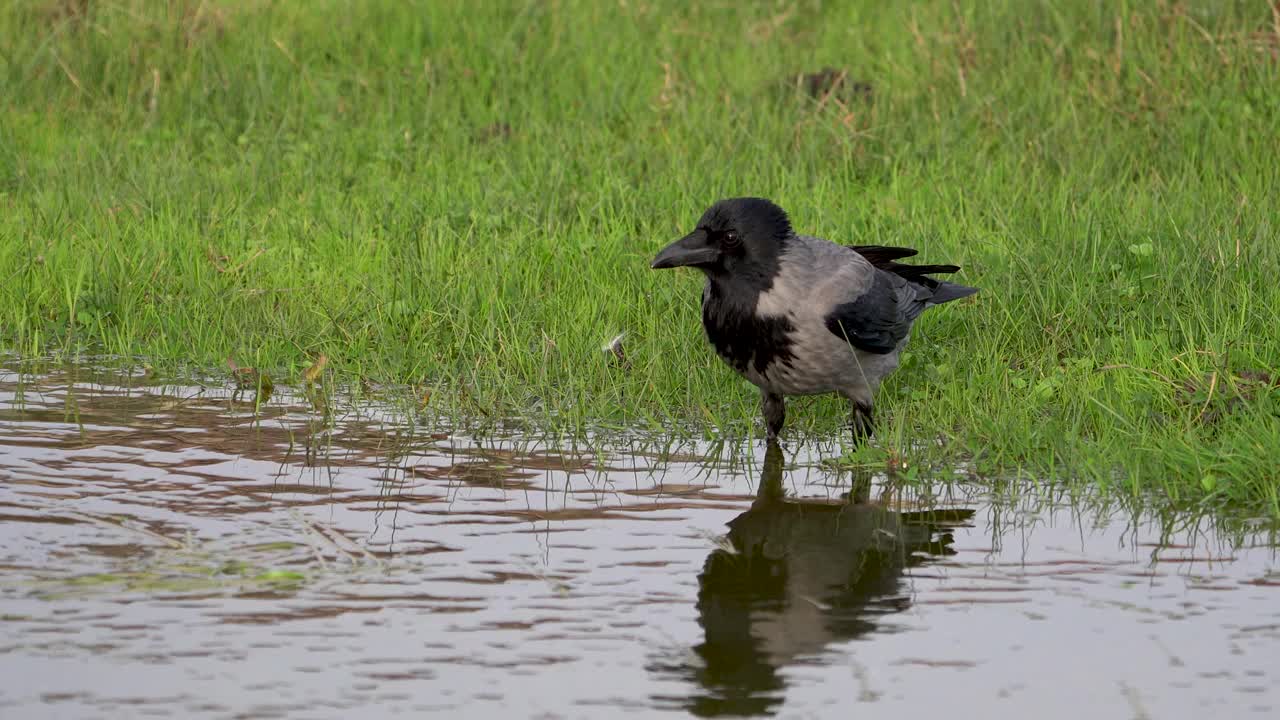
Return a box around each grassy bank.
[2,1,1278,512]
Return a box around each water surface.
[0,362,1276,718]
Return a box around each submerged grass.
[1,1,1279,513]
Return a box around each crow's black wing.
[823,269,924,355]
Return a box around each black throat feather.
[701,274,796,378]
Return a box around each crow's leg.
[762,391,786,441]
[851,401,875,447]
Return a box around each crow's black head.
[651,198,793,282]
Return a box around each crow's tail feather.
[848,245,920,264]
[852,244,978,305]
[926,280,980,305]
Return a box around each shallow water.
[0,362,1277,719]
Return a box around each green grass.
[2,0,1279,514]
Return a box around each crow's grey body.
[652,197,977,443]
[738,235,899,407]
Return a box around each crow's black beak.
[651,232,717,269]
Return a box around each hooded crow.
[651,197,977,444]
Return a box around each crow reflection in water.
[658,443,974,717]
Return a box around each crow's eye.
[722,231,741,248]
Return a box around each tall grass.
[1,0,1278,512]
